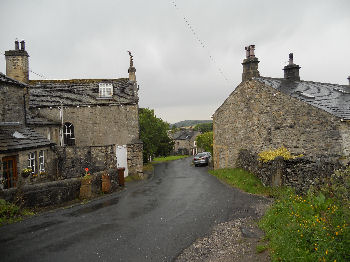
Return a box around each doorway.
[2,156,18,189]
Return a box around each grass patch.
[256,244,268,253]
[209,168,271,196]
[152,155,188,163]
[0,199,34,226]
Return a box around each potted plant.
[21,168,32,178]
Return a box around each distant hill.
[172,120,212,128]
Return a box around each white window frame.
[99,83,113,98]
[28,152,36,173]
[39,150,45,172]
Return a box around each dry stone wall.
[237,149,341,193]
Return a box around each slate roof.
[0,72,27,87]
[173,129,199,140]
[26,113,60,126]
[255,77,350,120]
[0,123,54,153]
[28,78,138,108]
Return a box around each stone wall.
[0,82,26,124]
[55,145,116,179]
[213,80,349,169]
[127,141,143,177]
[0,178,81,207]
[236,149,341,193]
[0,171,121,207]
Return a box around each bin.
[117,167,125,187]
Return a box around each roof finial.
[127,50,133,67]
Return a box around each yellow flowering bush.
[258,146,303,163]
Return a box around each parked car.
[193,152,211,167]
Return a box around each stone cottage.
[0,72,56,189]
[171,129,201,155]
[0,40,143,192]
[213,45,350,169]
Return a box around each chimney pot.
[20,40,25,51]
[15,40,19,50]
[289,53,294,65]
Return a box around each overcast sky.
[1,0,349,123]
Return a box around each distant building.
[171,129,201,155]
[0,40,143,190]
[213,45,350,169]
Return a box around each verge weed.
[0,199,34,226]
[259,183,350,261]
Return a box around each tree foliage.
[193,122,213,133]
[139,108,174,163]
[196,131,213,154]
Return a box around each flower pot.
[80,177,92,199]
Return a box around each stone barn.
[213,45,350,169]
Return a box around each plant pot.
[80,177,92,199]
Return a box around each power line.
[29,69,47,79]
[170,0,231,84]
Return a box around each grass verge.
[0,199,34,226]
[209,168,271,196]
[152,155,188,163]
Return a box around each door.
[2,156,18,189]
[116,145,128,177]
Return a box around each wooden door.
[2,156,17,189]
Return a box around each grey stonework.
[236,149,341,193]
[31,104,139,147]
[127,141,143,177]
[213,80,350,170]
[0,79,27,124]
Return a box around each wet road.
[0,157,267,262]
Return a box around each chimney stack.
[241,45,260,82]
[283,53,301,81]
[5,40,29,83]
[347,76,350,86]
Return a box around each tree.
[194,122,213,133]
[196,131,213,154]
[139,108,174,163]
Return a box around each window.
[99,83,113,98]
[194,141,197,147]
[39,150,45,172]
[28,152,36,173]
[63,122,75,146]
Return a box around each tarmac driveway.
[0,157,269,262]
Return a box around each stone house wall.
[0,147,57,189]
[31,104,139,146]
[213,80,349,169]
[0,82,27,124]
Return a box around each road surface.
[0,157,268,262]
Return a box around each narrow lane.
[0,157,268,262]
